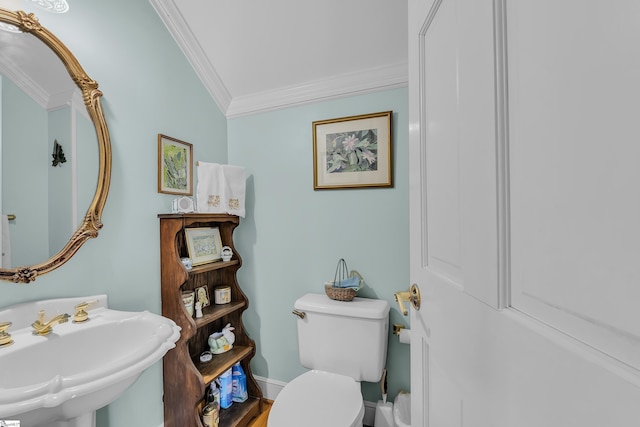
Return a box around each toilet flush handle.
[292,310,306,319]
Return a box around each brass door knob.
[394,284,421,316]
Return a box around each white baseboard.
[254,375,287,400]
[255,376,377,426]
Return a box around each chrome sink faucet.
[32,310,70,336]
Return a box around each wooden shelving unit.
[159,213,263,427]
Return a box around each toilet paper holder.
[393,323,411,345]
[392,324,405,336]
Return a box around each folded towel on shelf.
[196,162,224,214]
[196,162,246,217]
[220,164,246,217]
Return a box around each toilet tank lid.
[295,293,390,319]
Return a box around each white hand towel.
[221,165,246,218]
[196,162,246,217]
[196,162,225,214]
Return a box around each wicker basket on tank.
[324,259,363,302]
[324,284,358,301]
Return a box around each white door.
[408,1,640,426]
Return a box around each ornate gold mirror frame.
[0,8,111,283]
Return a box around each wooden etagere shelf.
[159,213,263,427]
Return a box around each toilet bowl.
[267,370,364,427]
[267,293,390,427]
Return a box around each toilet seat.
[267,370,364,427]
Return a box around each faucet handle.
[0,321,14,347]
[73,299,98,323]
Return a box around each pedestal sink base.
[50,412,95,427]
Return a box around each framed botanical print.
[312,111,393,189]
[158,134,193,195]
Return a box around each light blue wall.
[228,88,410,402]
[0,1,227,426]
[48,107,73,257]
[2,78,49,266]
[2,81,102,265]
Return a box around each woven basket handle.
[333,258,349,287]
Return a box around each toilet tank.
[294,293,390,382]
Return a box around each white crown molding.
[149,0,232,113]
[150,0,407,119]
[226,62,408,119]
[0,54,83,113]
[0,56,49,108]
[46,88,73,109]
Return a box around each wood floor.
[246,400,373,427]
[247,400,272,427]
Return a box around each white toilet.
[268,293,390,427]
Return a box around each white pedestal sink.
[0,295,180,427]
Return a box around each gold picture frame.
[184,227,223,266]
[312,111,393,189]
[158,134,193,195]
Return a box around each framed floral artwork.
[312,111,393,189]
[158,134,193,195]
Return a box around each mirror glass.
[0,8,111,282]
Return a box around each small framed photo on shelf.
[195,285,211,308]
[184,227,223,266]
[158,134,193,195]
[312,110,393,190]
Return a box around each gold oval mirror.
[0,8,111,283]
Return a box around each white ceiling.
[150,0,408,118]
